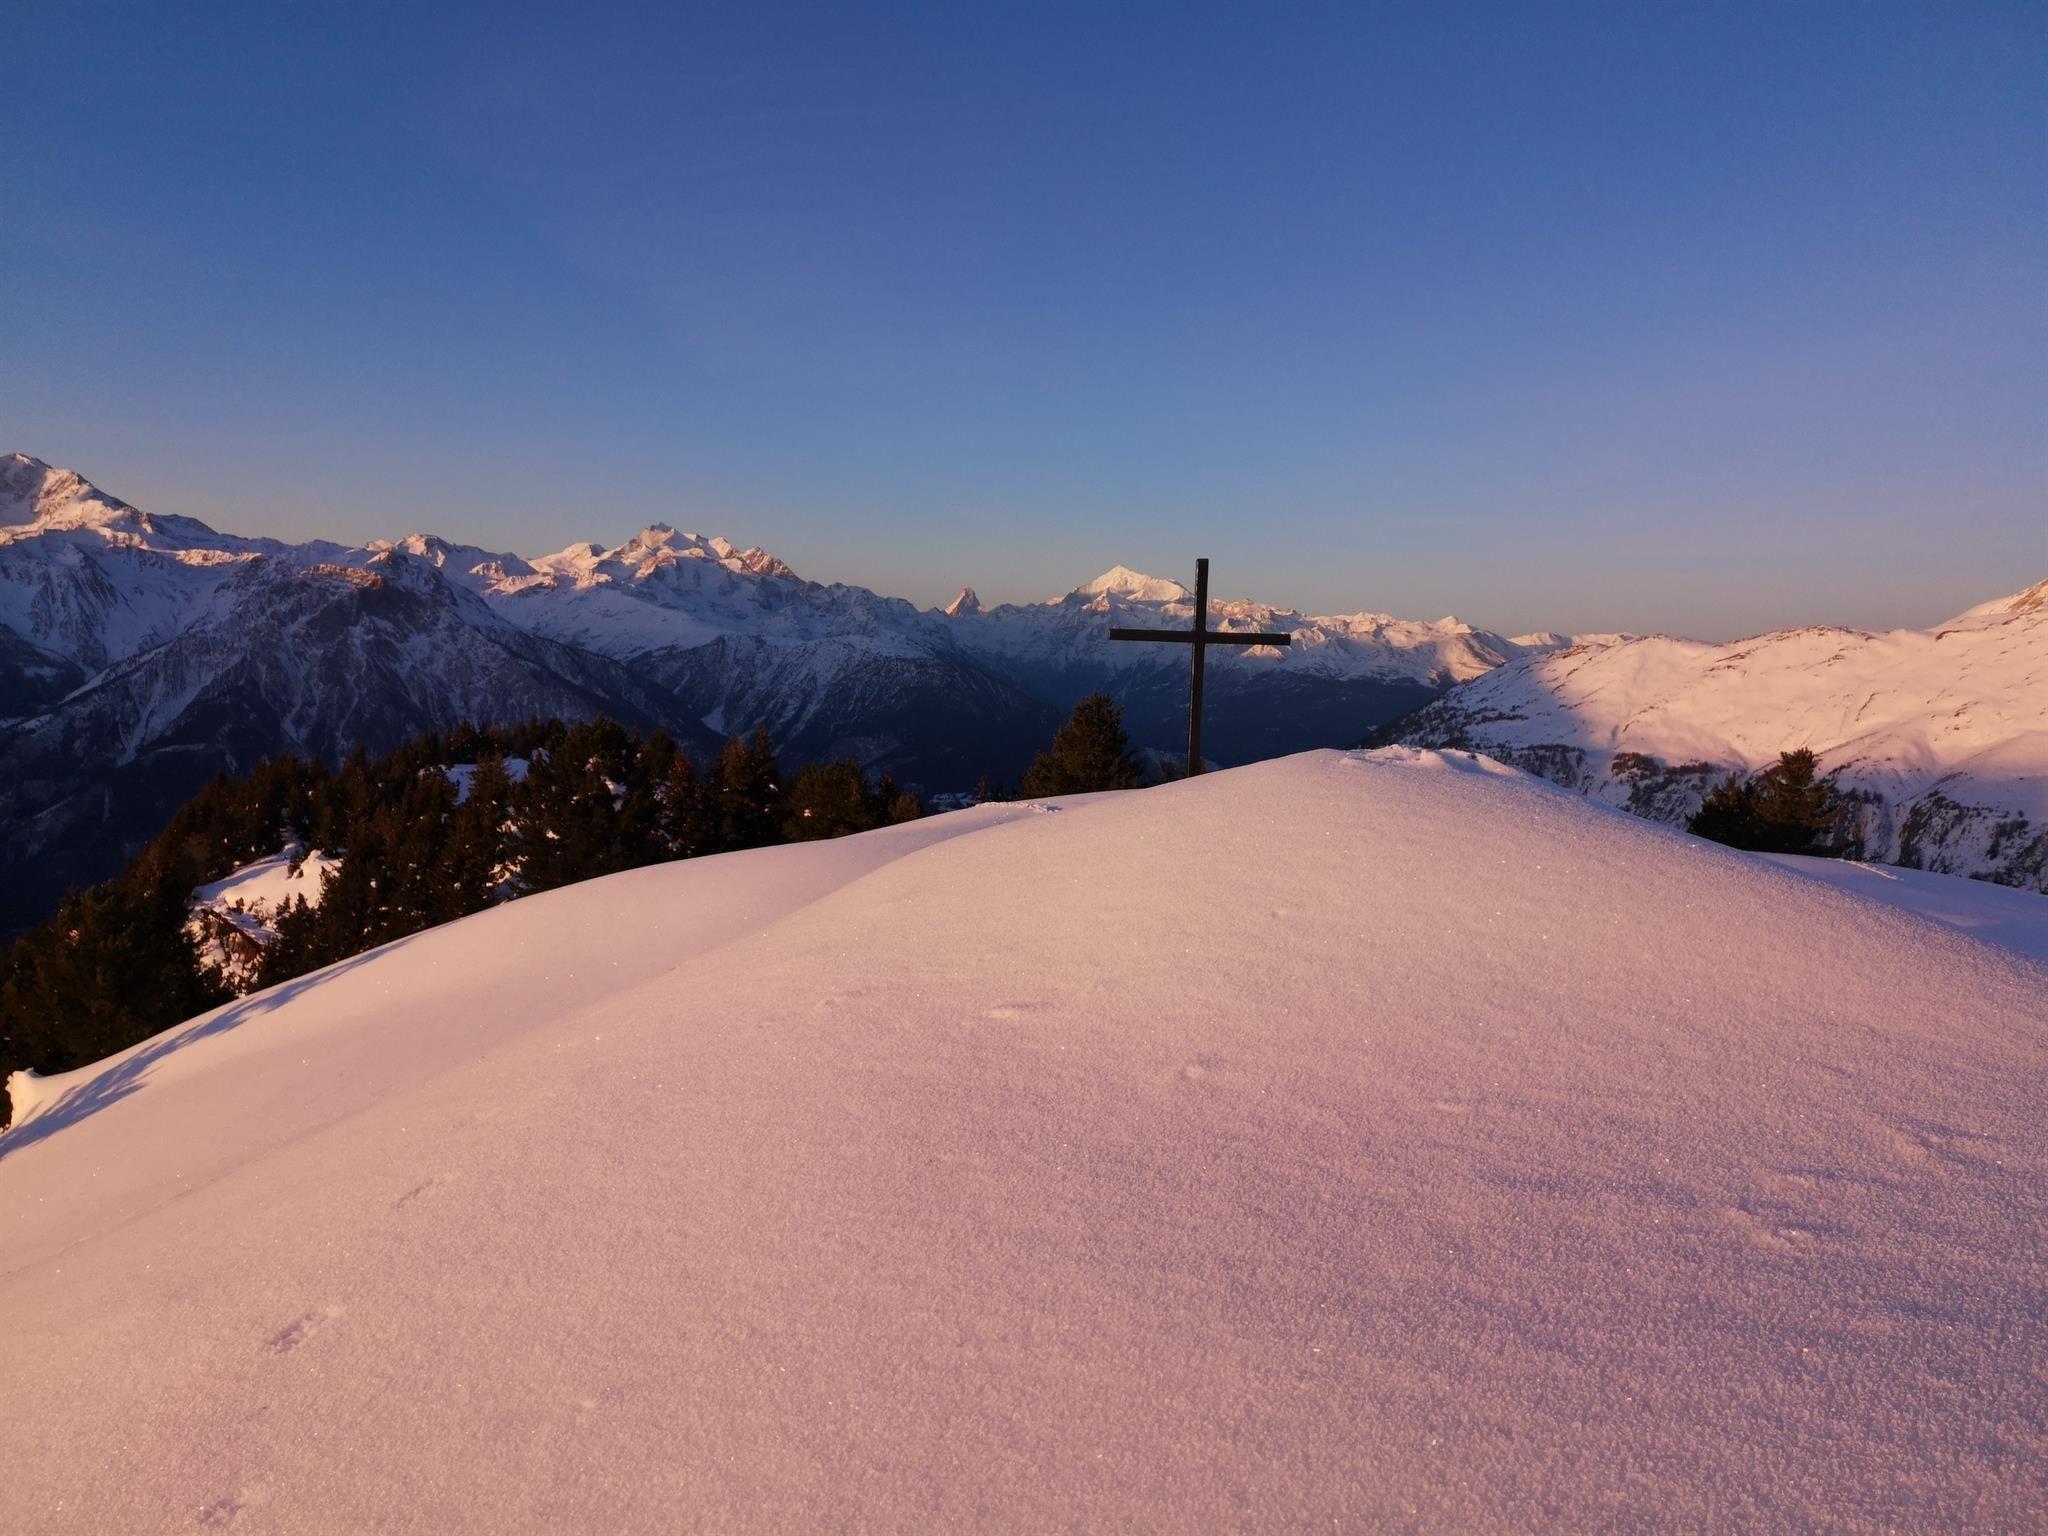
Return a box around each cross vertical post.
[1187,557,1209,774]
[1107,557,1290,777]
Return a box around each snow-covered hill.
[0,453,1556,931]
[1,751,2042,1532]
[1381,586,2048,889]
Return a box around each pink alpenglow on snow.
[1,750,2043,1532]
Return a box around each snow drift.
[1,751,2044,1533]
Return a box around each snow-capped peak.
[529,528,797,585]
[378,533,453,563]
[943,587,982,617]
[365,533,535,583]
[1076,565,1191,603]
[0,455,255,565]
[529,541,609,580]
[1,453,154,538]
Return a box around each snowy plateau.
[1,750,2044,1533]
[0,453,1571,934]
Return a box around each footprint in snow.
[196,1484,270,1527]
[1722,1205,1818,1253]
[267,1306,342,1355]
[1883,1120,1996,1172]
[1759,1168,1837,1196]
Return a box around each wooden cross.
[1108,557,1290,775]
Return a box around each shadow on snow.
[0,941,407,1163]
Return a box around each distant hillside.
[1375,580,2048,889]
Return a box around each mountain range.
[6,452,2040,931]
[0,453,1560,932]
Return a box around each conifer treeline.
[0,718,928,1121]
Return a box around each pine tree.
[661,752,721,859]
[717,728,783,850]
[514,742,590,892]
[437,754,517,916]
[1687,773,1763,849]
[783,760,877,841]
[611,734,669,872]
[257,893,329,989]
[382,772,458,932]
[1687,749,1849,857]
[1749,749,1843,852]
[1019,693,1141,797]
[310,814,388,958]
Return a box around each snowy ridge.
[1,751,2042,1531]
[937,567,1566,694]
[0,454,1577,695]
[1947,574,2048,624]
[1384,592,2048,888]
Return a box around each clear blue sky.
[4,1,2042,637]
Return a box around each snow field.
[1,749,2043,1533]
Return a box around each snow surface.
[189,846,340,919]
[3,751,2045,1533]
[1760,853,2048,961]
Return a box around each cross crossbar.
[1105,557,1290,775]
[1106,628,1292,645]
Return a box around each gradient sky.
[4,1,2043,637]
